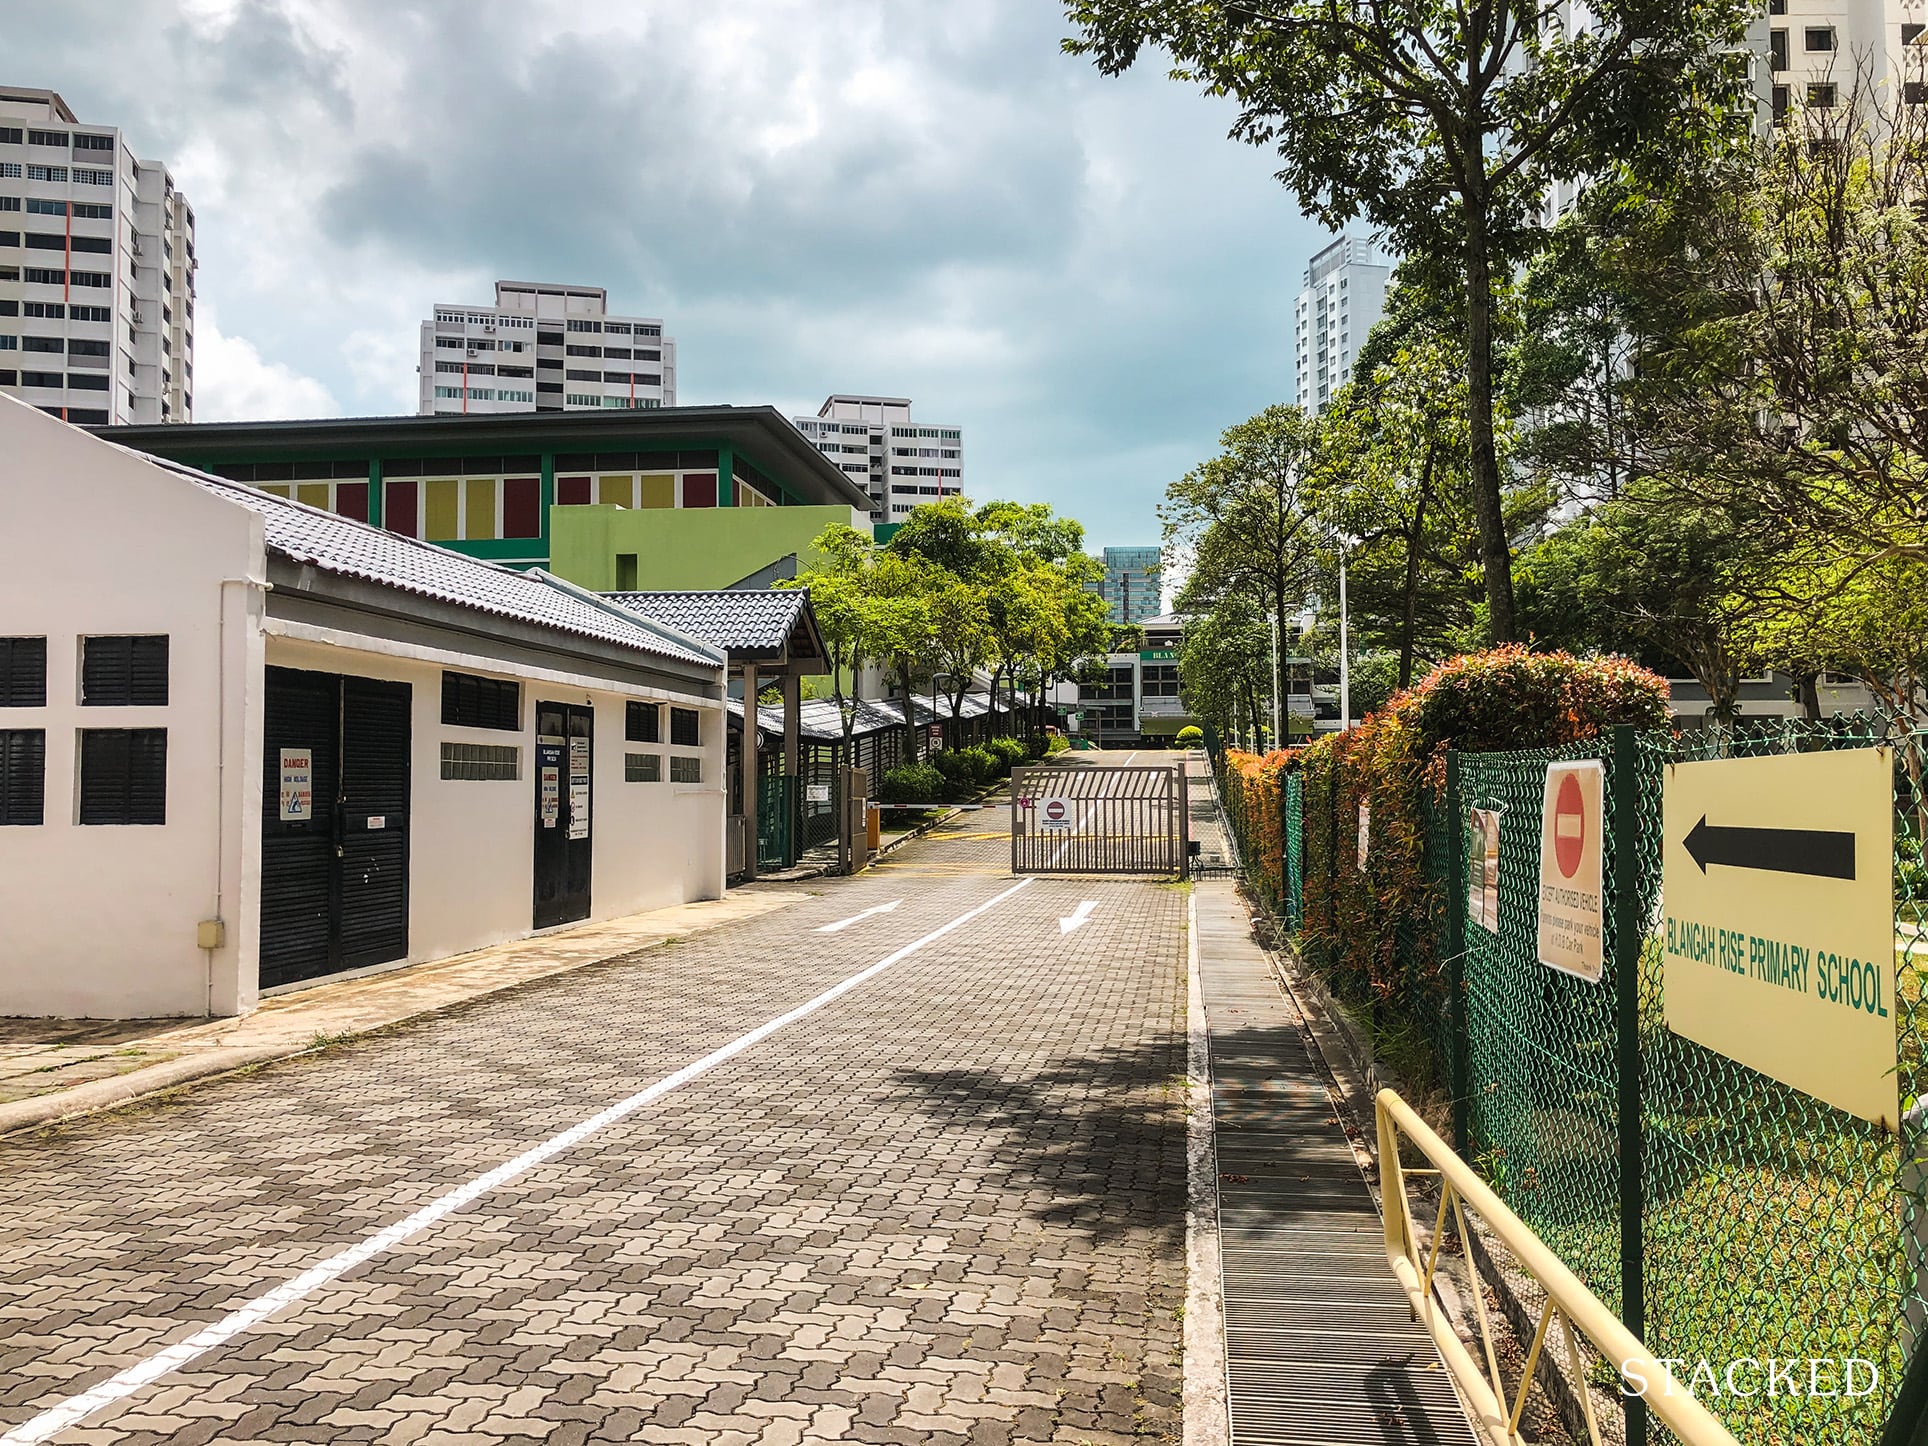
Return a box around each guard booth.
[1010,763,1189,876]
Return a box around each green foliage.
[929,746,998,799]
[1175,725,1204,747]
[1297,646,1670,1001]
[878,762,943,806]
[986,735,1029,769]
[1045,733,1070,755]
[1064,0,1756,642]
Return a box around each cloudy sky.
[12,0,1329,549]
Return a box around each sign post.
[1662,746,1896,1126]
[1538,759,1605,981]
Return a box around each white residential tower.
[0,87,195,425]
[790,395,964,520]
[1293,235,1390,416]
[419,281,676,416]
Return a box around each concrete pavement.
[0,787,1189,1446]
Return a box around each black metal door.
[533,701,593,928]
[260,667,412,990]
[338,677,411,969]
[261,667,339,989]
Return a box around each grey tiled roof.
[606,589,810,654]
[148,458,723,669]
[727,692,1020,742]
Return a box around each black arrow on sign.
[1682,815,1855,880]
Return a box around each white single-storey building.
[0,396,730,1019]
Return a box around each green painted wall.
[547,504,861,591]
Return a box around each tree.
[1064,0,1755,642]
[1176,594,1274,746]
[1165,404,1324,642]
[1513,483,1782,722]
[1312,338,1491,686]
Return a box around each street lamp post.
[1339,551,1351,732]
[931,671,958,751]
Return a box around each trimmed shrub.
[1045,733,1070,754]
[1175,725,1205,748]
[986,735,1028,771]
[960,745,998,784]
[1296,646,1671,1007]
[878,762,943,806]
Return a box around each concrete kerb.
[0,891,809,1142]
[1183,885,1232,1446]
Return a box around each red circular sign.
[1044,800,1069,823]
[1554,773,1585,878]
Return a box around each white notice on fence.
[1537,759,1605,982]
[1358,803,1371,870]
[279,748,313,822]
[1468,806,1502,932]
[1037,797,1074,831]
[806,783,831,804]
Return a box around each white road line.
[814,899,902,933]
[0,875,1038,1446]
[1058,901,1098,935]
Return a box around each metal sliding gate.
[1010,763,1189,876]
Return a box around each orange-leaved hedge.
[1220,747,1302,909]
[1297,647,1670,1005]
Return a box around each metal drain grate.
[1197,883,1476,1446]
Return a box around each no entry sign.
[1037,797,1074,831]
[1537,760,1604,982]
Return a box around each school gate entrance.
[260,667,412,990]
[1010,763,1189,876]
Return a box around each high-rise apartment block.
[1293,235,1391,416]
[419,281,676,416]
[790,395,963,520]
[1096,546,1163,625]
[1761,0,1926,123]
[0,87,194,425]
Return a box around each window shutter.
[626,701,660,743]
[79,728,167,824]
[81,635,168,706]
[0,729,45,825]
[0,637,46,707]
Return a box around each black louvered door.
[532,700,592,929]
[260,667,411,990]
[338,677,411,969]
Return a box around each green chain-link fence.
[1217,718,1928,1446]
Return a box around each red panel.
[557,474,591,506]
[681,472,716,509]
[503,476,542,539]
[385,479,418,537]
[334,481,369,523]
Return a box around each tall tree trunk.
[1400,444,1436,688]
[897,663,918,763]
[1796,670,1822,723]
[1463,181,1518,644]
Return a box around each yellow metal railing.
[1375,1088,1740,1446]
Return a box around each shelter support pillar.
[741,662,759,881]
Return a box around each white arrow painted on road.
[815,899,903,934]
[1059,900,1098,935]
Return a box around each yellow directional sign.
[1662,747,1897,1127]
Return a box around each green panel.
[367,458,383,528]
[548,503,858,591]
[718,445,734,507]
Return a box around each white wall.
[0,397,262,1018]
[263,634,725,975]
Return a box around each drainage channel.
[1195,881,1474,1446]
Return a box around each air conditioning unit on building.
[131,310,144,323]
[483,323,496,332]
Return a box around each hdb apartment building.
[0,87,194,425]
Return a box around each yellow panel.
[598,474,635,507]
[424,479,460,541]
[638,473,674,509]
[295,483,329,509]
[465,477,498,539]
[257,484,292,499]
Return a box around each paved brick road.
[0,793,1188,1446]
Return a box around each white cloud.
[192,312,339,422]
